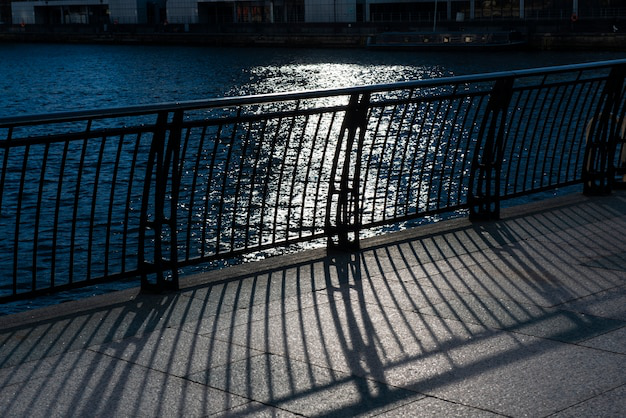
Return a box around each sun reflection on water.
[237,62,450,95]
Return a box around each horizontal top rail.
[2,59,625,128]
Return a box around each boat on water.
[366,31,527,51]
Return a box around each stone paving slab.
[417,293,625,343]
[551,384,626,417]
[374,396,504,417]
[378,331,625,417]
[578,325,626,354]
[0,349,250,417]
[0,191,625,417]
[210,401,303,417]
[210,292,490,375]
[92,327,264,377]
[188,353,425,417]
[410,255,626,308]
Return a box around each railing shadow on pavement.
[0,192,624,416]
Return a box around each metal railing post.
[139,110,182,292]
[583,63,626,195]
[469,77,515,221]
[326,92,370,250]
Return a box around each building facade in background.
[4,0,626,25]
[9,0,166,25]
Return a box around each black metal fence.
[1,60,625,303]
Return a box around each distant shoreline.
[1,29,625,51]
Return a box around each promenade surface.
[0,191,625,417]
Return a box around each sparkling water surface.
[2,43,624,118]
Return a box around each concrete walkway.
[1,191,625,417]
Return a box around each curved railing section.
[0,59,624,302]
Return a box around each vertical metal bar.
[15,144,30,292]
[164,110,182,289]
[394,92,421,218]
[216,108,241,254]
[186,125,207,260]
[272,101,300,244]
[614,80,626,188]
[504,87,527,195]
[178,126,192,183]
[259,113,283,247]
[382,101,409,218]
[230,120,253,250]
[104,133,125,277]
[33,143,50,290]
[122,131,142,273]
[469,77,515,220]
[360,105,383,224]
[423,99,446,212]
[0,129,11,292]
[244,119,268,249]
[574,80,604,182]
[299,113,322,238]
[446,95,474,208]
[312,112,336,234]
[69,122,91,284]
[202,123,224,257]
[176,125,192,262]
[287,114,309,240]
[87,134,107,280]
[259,111,283,248]
[558,79,586,184]
[436,96,463,209]
[431,92,459,210]
[537,85,563,188]
[512,87,539,195]
[550,82,579,186]
[531,84,560,189]
[457,95,485,206]
[51,140,69,287]
[415,100,440,213]
[521,77,550,191]
[139,113,163,290]
[411,101,437,212]
[372,102,399,222]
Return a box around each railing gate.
[326,93,370,250]
[469,77,515,220]
[139,110,182,292]
[583,64,626,195]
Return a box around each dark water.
[0,44,624,314]
[1,43,624,118]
